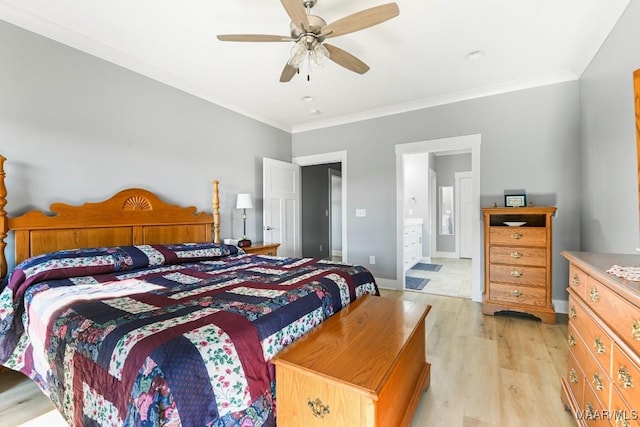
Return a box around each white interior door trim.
[455,171,473,259]
[396,134,482,302]
[292,151,348,263]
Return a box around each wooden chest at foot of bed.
[271,295,431,427]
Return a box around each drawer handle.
[510,251,522,259]
[569,368,578,384]
[585,402,595,416]
[633,320,640,341]
[568,333,576,347]
[590,287,599,303]
[594,337,605,355]
[308,398,330,418]
[572,274,580,286]
[618,367,633,389]
[569,307,577,320]
[511,289,522,297]
[510,232,523,239]
[511,270,523,278]
[617,417,631,427]
[592,372,604,391]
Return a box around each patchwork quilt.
[0,243,378,426]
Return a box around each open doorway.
[395,135,482,302]
[293,151,348,262]
[299,162,342,259]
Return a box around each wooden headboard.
[0,156,221,278]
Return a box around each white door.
[455,171,473,259]
[263,158,301,258]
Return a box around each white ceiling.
[0,0,631,133]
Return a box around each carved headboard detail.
[122,195,153,211]
[0,156,221,275]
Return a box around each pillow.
[2,243,239,298]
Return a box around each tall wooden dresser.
[482,206,557,323]
[561,252,640,426]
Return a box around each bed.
[0,156,379,426]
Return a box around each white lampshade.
[236,193,253,209]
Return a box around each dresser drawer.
[585,277,640,356]
[488,282,546,306]
[489,246,546,267]
[582,383,611,427]
[568,322,611,409]
[610,385,640,427]
[567,349,586,411]
[489,227,547,247]
[569,264,588,299]
[612,343,640,412]
[489,264,546,286]
[569,294,612,373]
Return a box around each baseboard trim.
[375,277,400,291]
[553,299,569,314]
[435,251,457,259]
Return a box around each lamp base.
[238,239,252,248]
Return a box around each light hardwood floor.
[406,257,473,299]
[1,291,575,427]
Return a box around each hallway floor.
[406,257,472,299]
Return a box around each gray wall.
[579,0,640,254]
[0,20,291,268]
[435,153,471,253]
[292,82,582,302]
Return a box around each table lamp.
[236,193,253,247]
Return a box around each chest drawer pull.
[617,367,633,389]
[510,251,522,259]
[592,372,604,390]
[510,289,522,297]
[590,287,600,303]
[568,333,576,347]
[572,274,580,286]
[593,337,605,354]
[569,368,578,384]
[510,232,523,239]
[633,320,640,341]
[308,398,330,418]
[616,417,631,427]
[510,270,523,278]
[585,402,595,416]
[569,306,577,320]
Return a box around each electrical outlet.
[319,245,323,252]
[369,255,375,264]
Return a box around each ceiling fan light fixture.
[310,42,330,68]
[288,40,307,67]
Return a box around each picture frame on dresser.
[505,194,527,208]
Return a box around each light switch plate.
[355,209,366,217]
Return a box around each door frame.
[328,168,342,259]
[396,135,482,302]
[293,151,348,263]
[455,171,473,259]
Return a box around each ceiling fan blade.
[217,34,292,42]
[280,0,310,31]
[323,2,399,39]
[324,43,370,74]
[280,63,299,82]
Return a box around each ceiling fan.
[217,0,400,82]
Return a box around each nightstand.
[241,243,280,256]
